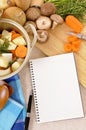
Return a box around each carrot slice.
[72,39,81,46]
[15,45,27,58]
[67,36,78,42]
[12,33,21,40]
[11,30,16,35]
[72,40,81,52]
[64,43,72,52]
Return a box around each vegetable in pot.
[0,29,27,77]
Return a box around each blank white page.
[30,53,84,123]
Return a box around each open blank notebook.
[29,53,84,123]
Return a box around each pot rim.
[0,18,31,80]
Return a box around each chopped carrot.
[72,41,80,52]
[72,45,80,52]
[15,45,27,58]
[67,36,78,42]
[64,43,72,52]
[72,39,81,46]
[65,15,83,33]
[12,33,21,40]
[11,30,16,35]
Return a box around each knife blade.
[67,31,86,40]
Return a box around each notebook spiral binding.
[30,61,40,122]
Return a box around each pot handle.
[28,24,38,50]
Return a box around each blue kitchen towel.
[0,98,23,130]
[5,74,26,130]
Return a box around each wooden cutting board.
[36,23,86,88]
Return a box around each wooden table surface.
[19,47,86,130]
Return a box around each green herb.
[0,38,10,53]
[44,0,86,20]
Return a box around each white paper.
[30,53,84,123]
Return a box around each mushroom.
[26,7,41,21]
[50,14,64,29]
[37,30,49,43]
[41,2,57,16]
[36,16,52,30]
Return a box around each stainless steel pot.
[0,18,37,80]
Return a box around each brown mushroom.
[37,30,49,43]
[36,16,52,30]
[41,2,57,16]
[26,7,41,21]
[50,14,64,29]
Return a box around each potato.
[15,0,31,11]
[0,67,11,76]
[0,0,9,9]
[30,0,44,7]
[3,6,26,25]
[7,0,16,6]
[0,0,15,9]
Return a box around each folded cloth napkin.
[5,74,26,130]
[0,98,23,130]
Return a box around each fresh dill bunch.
[44,0,86,20]
[0,38,10,53]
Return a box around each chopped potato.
[8,42,17,50]
[1,53,12,62]
[0,56,9,68]
[12,61,20,71]
[2,30,12,41]
[0,67,11,76]
[13,36,27,45]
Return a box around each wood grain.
[36,23,86,88]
